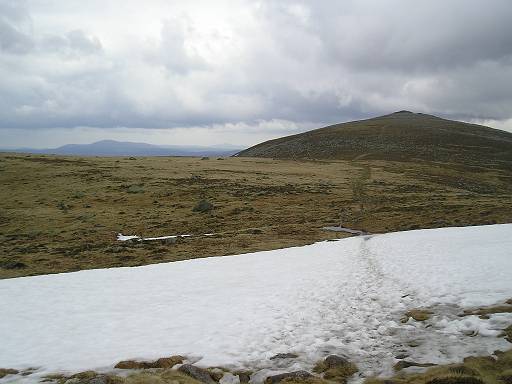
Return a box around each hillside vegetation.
[1,153,511,278]
[237,111,512,168]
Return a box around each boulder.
[265,370,313,384]
[114,360,150,369]
[234,370,252,383]
[152,356,184,368]
[324,355,350,369]
[314,355,358,383]
[178,364,217,384]
[115,355,183,370]
[394,361,436,371]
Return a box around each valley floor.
[1,224,511,383]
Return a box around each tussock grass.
[1,153,511,278]
[313,357,358,383]
[42,369,203,384]
[365,350,512,384]
[462,306,512,317]
[402,309,433,322]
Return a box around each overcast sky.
[1,0,511,148]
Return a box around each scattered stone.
[207,368,226,382]
[394,353,409,360]
[219,372,240,384]
[115,360,151,369]
[153,356,184,368]
[162,237,178,245]
[115,355,183,369]
[323,355,351,369]
[394,360,436,371]
[21,369,36,376]
[500,325,512,342]
[0,368,19,378]
[408,341,421,347]
[193,199,214,213]
[234,370,252,383]
[506,298,512,305]
[313,355,358,383]
[178,364,217,384]
[201,157,210,160]
[264,370,313,384]
[270,353,299,360]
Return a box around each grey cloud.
[0,0,511,136]
[40,30,102,57]
[0,1,33,54]
[142,17,208,75]
[306,0,512,72]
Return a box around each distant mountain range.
[1,140,242,157]
[237,111,512,167]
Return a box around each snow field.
[1,224,511,383]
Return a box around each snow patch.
[1,224,511,382]
[117,233,197,241]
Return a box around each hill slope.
[237,111,512,167]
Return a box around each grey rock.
[394,361,436,371]
[178,364,217,384]
[89,376,110,384]
[270,353,298,360]
[235,371,251,384]
[324,355,350,369]
[264,370,312,384]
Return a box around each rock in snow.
[1,224,512,383]
[178,364,217,384]
[264,370,313,384]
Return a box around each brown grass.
[402,309,434,323]
[42,369,204,384]
[1,153,511,278]
[365,350,512,384]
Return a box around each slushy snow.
[1,224,512,383]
